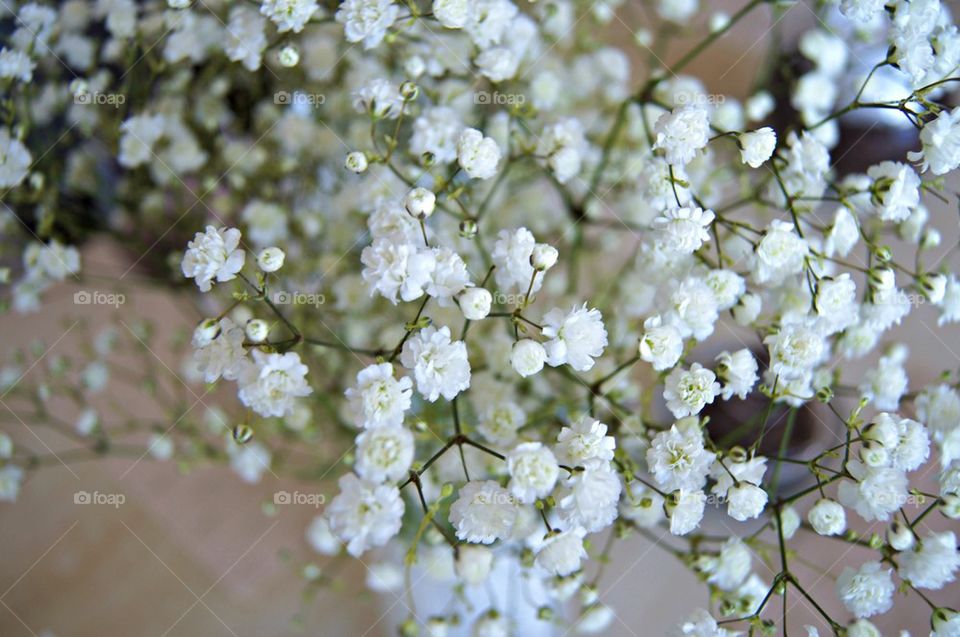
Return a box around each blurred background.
[2,1,959,635]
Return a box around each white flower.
[241,200,288,246]
[899,531,960,590]
[647,424,715,492]
[457,128,501,180]
[427,247,471,306]
[0,465,24,502]
[917,384,960,440]
[710,456,767,499]
[556,416,616,466]
[404,187,436,218]
[0,48,35,82]
[228,441,271,483]
[327,473,405,556]
[352,78,403,118]
[536,529,587,576]
[866,161,920,222]
[668,608,735,637]
[705,269,745,311]
[361,238,435,304]
[765,323,826,382]
[306,516,340,555]
[909,106,960,175]
[335,0,397,45]
[476,46,519,82]
[556,461,621,533]
[449,480,518,544]
[477,400,525,444]
[726,483,767,521]
[933,610,960,637]
[531,244,559,271]
[192,317,247,383]
[704,538,752,592]
[838,462,908,521]
[491,227,540,294]
[345,151,368,173]
[825,206,860,257]
[668,489,706,536]
[411,106,462,164]
[639,315,683,372]
[507,442,560,503]
[663,363,720,419]
[117,115,164,168]
[815,274,858,334]
[0,128,33,188]
[259,0,318,33]
[653,105,711,166]
[653,206,715,254]
[665,276,719,341]
[859,354,908,412]
[715,349,758,400]
[739,127,776,167]
[460,288,492,321]
[433,0,471,28]
[455,544,493,585]
[237,350,313,418]
[355,426,414,483]
[345,363,412,429]
[807,498,846,536]
[256,247,285,272]
[224,6,267,71]
[541,304,608,372]
[23,240,80,281]
[510,339,547,377]
[181,226,246,293]
[400,325,471,402]
[536,118,586,183]
[755,219,808,284]
[836,561,895,618]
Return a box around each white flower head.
[542,304,608,372]
[400,325,471,402]
[327,473,405,556]
[449,480,518,544]
[181,226,246,292]
[507,442,560,503]
[663,363,720,419]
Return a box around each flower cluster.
[3,0,960,635]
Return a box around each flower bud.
[245,319,269,343]
[232,424,254,444]
[193,318,220,347]
[530,243,559,271]
[399,81,419,101]
[941,493,960,519]
[257,247,285,273]
[459,288,492,321]
[278,45,299,67]
[887,520,915,551]
[869,267,895,292]
[933,608,959,634]
[344,151,368,173]
[921,228,941,250]
[459,219,478,238]
[859,440,889,467]
[921,273,947,304]
[404,187,436,219]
